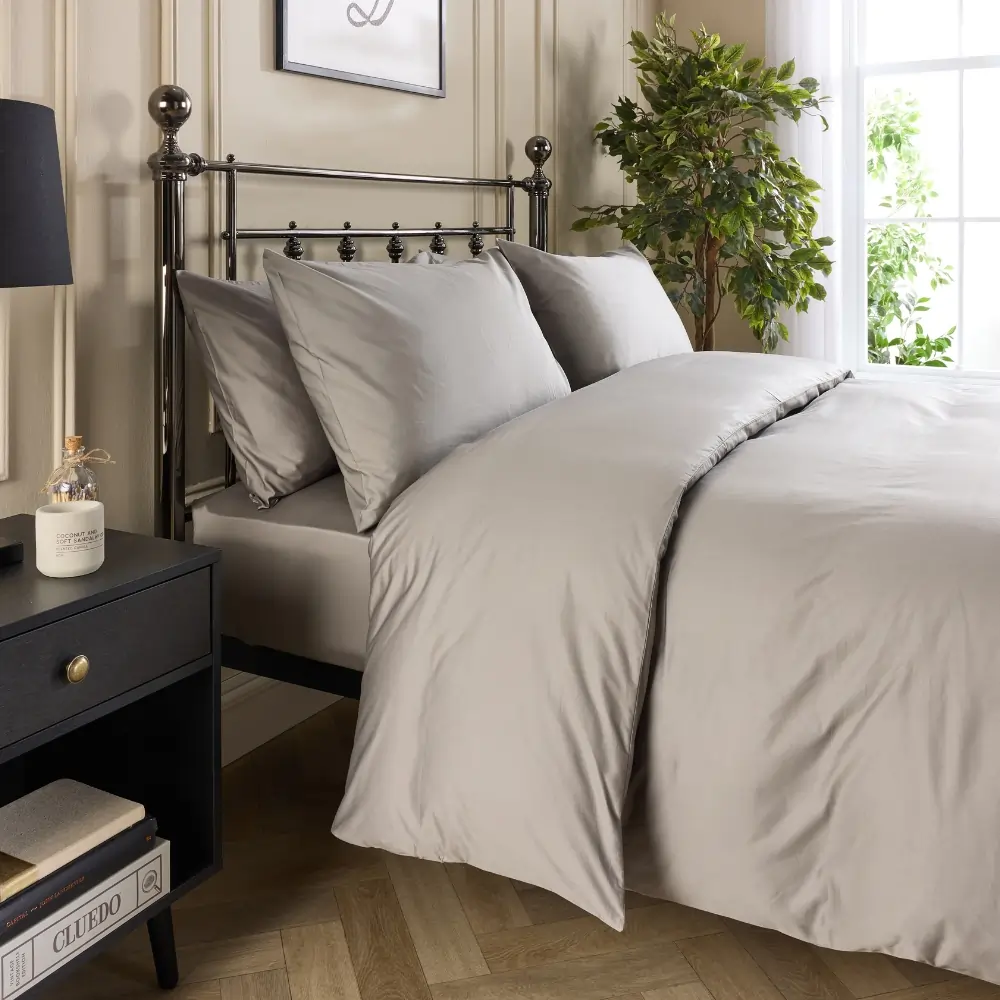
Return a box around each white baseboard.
[221,672,339,767]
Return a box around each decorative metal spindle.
[387,221,405,263]
[283,221,304,260]
[337,222,357,262]
[505,175,516,239]
[429,222,447,255]
[469,222,485,257]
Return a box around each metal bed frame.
[146,84,553,696]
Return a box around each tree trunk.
[703,238,721,352]
[693,313,706,352]
[694,231,708,351]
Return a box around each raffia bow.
[42,449,115,493]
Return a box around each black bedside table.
[0,514,221,994]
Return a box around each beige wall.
[0,0,644,528]
[647,1,766,353]
[659,0,765,56]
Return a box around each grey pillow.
[497,240,692,389]
[177,271,338,508]
[262,249,571,531]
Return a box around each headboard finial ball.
[148,85,193,130]
[147,85,193,178]
[526,135,552,168]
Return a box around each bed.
[147,85,1000,985]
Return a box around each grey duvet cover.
[332,352,1000,984]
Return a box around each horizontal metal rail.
[231,226,513,240]
[194,158,517,188]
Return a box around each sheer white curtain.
[766,0,847,363]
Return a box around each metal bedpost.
[524,136,553,251]
[222,159,240,489]
[147,85,193,541]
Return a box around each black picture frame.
[276,0,446,98]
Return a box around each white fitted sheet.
[192,476,369,670]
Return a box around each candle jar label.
[53,527,104,556]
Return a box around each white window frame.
[842,0,1000,382]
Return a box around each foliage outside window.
[573,15,833,352]
[866,93,955,366]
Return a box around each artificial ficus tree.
[573,15,834,352]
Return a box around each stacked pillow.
[180,239,690,530]
[177,271,335,509]
[496,240,691,389]
[261,249,570,531]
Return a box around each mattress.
[192,476,369,670]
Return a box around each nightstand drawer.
[0,569,211,746]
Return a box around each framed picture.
[276,0,446,98]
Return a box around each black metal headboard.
[146,84,553,541]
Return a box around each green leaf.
[778,59,795,80]
[722,42,747,65]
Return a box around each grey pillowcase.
[177,271,338,508]
[497,240,692,389]
[262,248,571,532]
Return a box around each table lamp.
[0,98,74,570]
[0,98,73,290]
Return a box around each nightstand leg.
[147,906,180,989]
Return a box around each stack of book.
[0,779,170,999]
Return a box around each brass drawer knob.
[65,655,90,684]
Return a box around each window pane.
[963,224,1000,370]
[865,0,958,64]
[964,69,1000,216]
[867,222,958,367]
[962,0,1000,56]
[865,73,959,221]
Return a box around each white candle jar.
[35,501,105,578]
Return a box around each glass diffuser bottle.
[47,435,101,503]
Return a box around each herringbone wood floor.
[49,698,1000,1000]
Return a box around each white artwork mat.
[284,0,442,91]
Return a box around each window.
[850,0,1000,373]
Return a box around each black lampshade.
[0,99,73,289]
